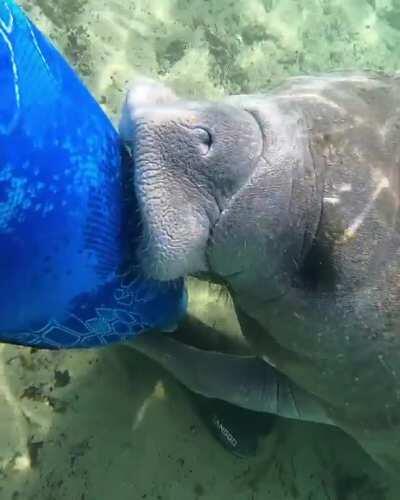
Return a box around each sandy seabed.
[3,0,400,498]
[0,278,391,500]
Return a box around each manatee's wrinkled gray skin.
[120,73,400,475]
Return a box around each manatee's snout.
[120,80,263,281]
[130,105,218,281]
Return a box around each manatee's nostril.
[193,127,213,156]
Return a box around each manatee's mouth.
[135,200,212,283]
[133,156,216,282]
[133,108,264,283]
[134,163,238,283]
[135,177,238,283]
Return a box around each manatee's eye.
[192,127,212,155]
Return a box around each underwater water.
[1,0,400,498]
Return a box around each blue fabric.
[0,0,186,349]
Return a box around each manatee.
[120,73,400,475]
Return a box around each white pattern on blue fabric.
[0,2,20,135]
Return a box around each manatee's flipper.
[130,332,332,425]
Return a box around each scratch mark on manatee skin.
[377,353,397,379]
[340,176,389,242]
